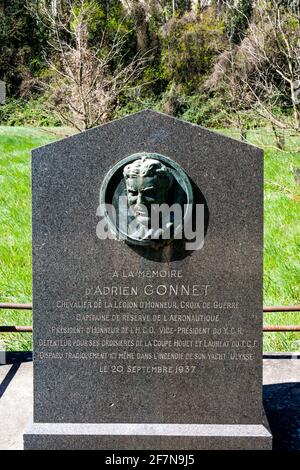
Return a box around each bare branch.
[33,0,148,130]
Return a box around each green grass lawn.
[0,125,299,352]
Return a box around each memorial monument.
[24,110,272,449]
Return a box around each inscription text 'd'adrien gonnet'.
[84,284,211,297]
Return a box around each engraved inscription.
[36,269,259,373]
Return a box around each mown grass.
[218,128,300,352]
[0,127,73,351]
[0,125,299,352]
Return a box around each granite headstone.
[24,110,272,449]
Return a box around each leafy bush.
[179,94,229,128]
[114,95,162,119]
[0,0,48,96]
[224,0,253,44]
[160,11,226,93]
[0,97,61,127]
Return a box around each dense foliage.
[0,0,47,96]
[0,0,299,135]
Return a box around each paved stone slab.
[263,355,300,451]
[0,361,33,450]
[264,357,300,384]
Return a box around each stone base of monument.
[24,421,272,450]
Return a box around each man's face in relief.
[126,172,171,223]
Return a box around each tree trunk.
[51,0,57,17]
[271,122,285,150]
[237,114,247,142]
[291,81,300,131]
